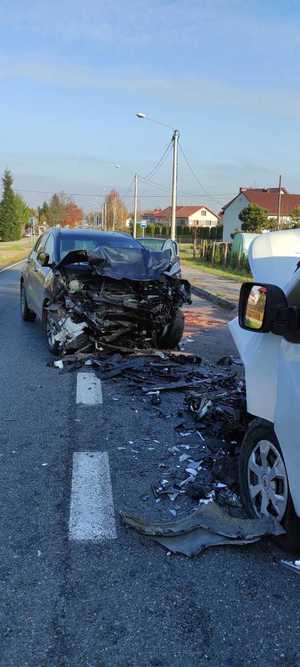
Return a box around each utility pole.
[133,173,138,238]
[277,174,282,230]
[104,201,107,231]
[170,129,179,241]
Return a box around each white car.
[231,229,300,550]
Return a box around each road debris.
[45,245,191,354]
[280,560,300,575]
[51,345,248,520]
[121,501,284,557]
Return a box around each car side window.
[172,241,179,256]
[43,234,54,261]
[33,235,45,254]
[164,240,175,257]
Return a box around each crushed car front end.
[46,245,191,354]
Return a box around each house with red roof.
[222,186,300,241]
[149,205,219,228]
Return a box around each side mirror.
[239,282,300,343]
[37,251,50,267]
[239,282,289,333]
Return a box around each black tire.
[20,281,36,321]
[43,306,60,355]
[158,309,185,349]
[239,418,300,552]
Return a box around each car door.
[24,233,48,314]
[33,233,55,319]
[26,232,54,319]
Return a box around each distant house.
[141,209,163,224]
[150,205,219,228]
[222,187,300,241]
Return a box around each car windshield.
[139,238,165,251]
[59,233,140,260]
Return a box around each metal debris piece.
[121,501,284,539]
[152,529,259,557]
[280,560,300,575]
[121,502,285,557]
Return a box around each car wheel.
[20,281,36,321]
[43,306,60,355]
[239,418,300,551]
[158,309,185,349]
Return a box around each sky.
[0,0,300,214]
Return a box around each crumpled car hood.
[56,245,173,281]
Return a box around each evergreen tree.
[14,194,29,239]
[0,170,19,241]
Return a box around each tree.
[239,203,268,233]
[14,194,30,237]
[263,217,277,230]
[290,206,300,228]
[46,193,83,228]
[63,201,84,228]
[105,190,128,231]
[47,193,65,227]
[0,170,21,241]
[38,201,50,226]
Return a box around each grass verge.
[179,244,252,281]
[181,258,252,281]
[0,238,33,270]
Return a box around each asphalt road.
[1,263,300,667]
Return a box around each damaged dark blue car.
[20,228,191,354]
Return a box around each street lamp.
[136,112,179,241]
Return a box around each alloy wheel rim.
[247,439,288,522]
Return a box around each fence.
[139,223,223,241]
[188,239,251,274]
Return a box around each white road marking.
[76,372,103,405]
[69,451,117,541]
[0,259,26,274]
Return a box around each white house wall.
[188,209,218,227]
[222,193,249,241]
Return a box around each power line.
[141,141,172,182]
[138,176,170,193]
[15,187,234,200]
[178,142,225,208]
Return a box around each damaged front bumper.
[46,247,191,354]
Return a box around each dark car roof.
[48,227,133,241]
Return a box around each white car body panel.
[230,229,300,515]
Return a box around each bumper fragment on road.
[69,451,117,542]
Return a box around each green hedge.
[142,223,223,240]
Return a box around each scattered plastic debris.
[280,560,300,575]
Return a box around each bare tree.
[105,190,128,231]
